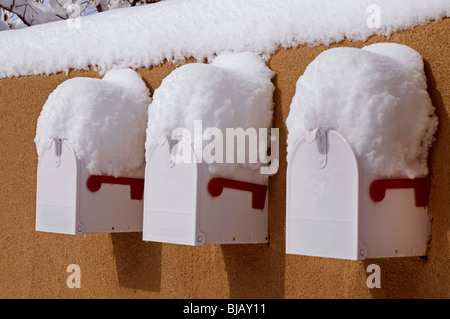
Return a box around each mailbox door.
[143,138,198,245]
[286,129,361,260]
[36,139,78,234]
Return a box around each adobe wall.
[0,18,448,298]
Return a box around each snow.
[286,43,438,178]
[0,20,9,31]
[146,51,275,184]
[35,68,151,178]
[0,0,449,78]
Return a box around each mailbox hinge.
[305,128,328,169]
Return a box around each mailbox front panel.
[36,140,78,235]
[286,130,360,260]
[143,139,198,245]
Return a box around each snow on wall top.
[35,68,151,178]
[286,43,438,178]
[1,0,449,78]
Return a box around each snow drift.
[286,43,438,178]
[35,68,151,178]
[0,0,449,78]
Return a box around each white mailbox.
[142,138,268,246]
[36,139,144,235]
[286,128,432,260]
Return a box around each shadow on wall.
[108,78,162,292]
[221,242,285,298]
[111,232,162,292]
[220,170,287,298]
[222,73,286,299]
[365,59,450,299]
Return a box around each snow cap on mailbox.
[286,42,438,179]
[145,51,275,184]
[35,68,151,178]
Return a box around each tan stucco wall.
[0,18,449,298]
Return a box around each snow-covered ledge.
[0,0,449,78]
